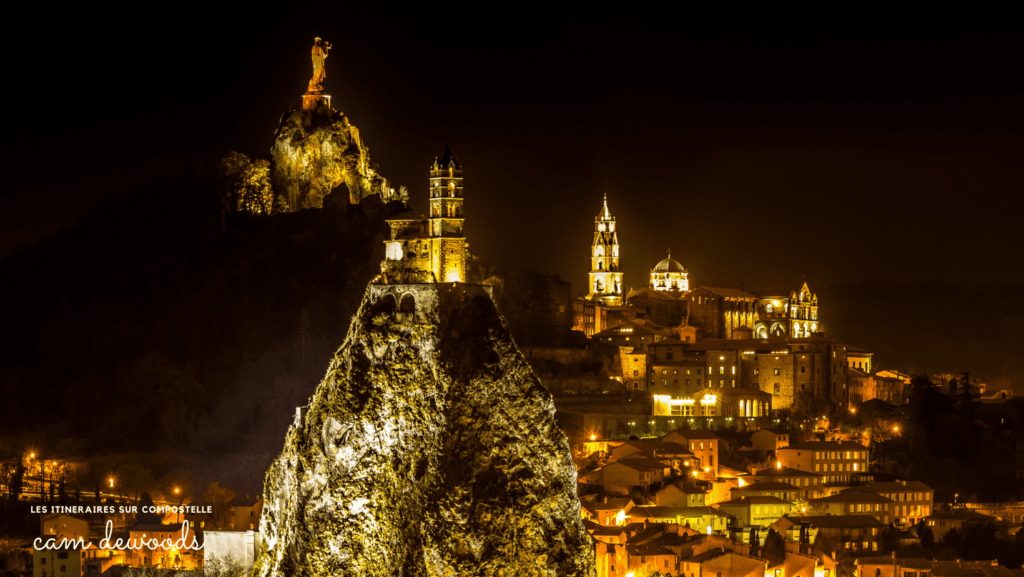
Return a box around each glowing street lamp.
[590,434,596,441]
[174,487,182,523]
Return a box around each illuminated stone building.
[646,336,850,413]
[686,287,759,340]
[586,195,623,306]
[753,282,819,339]
[776,440,869,486]
[380,144,466,283]
[649,250,688,292]
[684,282,819,340]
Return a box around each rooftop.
[785,515,885,528]
[811,491,892,504]
[693,286,759,299]
[782,440,868,451]
[662,429,720,441]
[926,509,995,521]
[734,482,801,492]
[842,481,933,494]
[719,496,792,506]
[748,467,824,479]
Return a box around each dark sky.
[3,4,1022,299]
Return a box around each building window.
[774,383,780,394]
[774,369,781,376]
[801,366,806,373]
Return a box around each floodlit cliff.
[255,282,595,576]
[271,108,406,210]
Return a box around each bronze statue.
[308,37,331,93]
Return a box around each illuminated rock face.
[271,109,406,210]
[255,283,596,577]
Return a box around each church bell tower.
[427,143,466,283]
[587,194,623,305]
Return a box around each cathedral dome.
[653,252,685,273]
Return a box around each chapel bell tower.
[427,143,466,283]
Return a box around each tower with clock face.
[587,195,624,305]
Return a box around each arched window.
[400,294,416,313]
[598,261,603,270]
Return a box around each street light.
[174,487,182,523]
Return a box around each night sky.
[3,6,1022,364]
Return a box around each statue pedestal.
[302,93,331,112]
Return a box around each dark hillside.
[0,170,400,457]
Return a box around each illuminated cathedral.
[380,143,466,284]
[576,196,821,340]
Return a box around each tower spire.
[598,194,612,220]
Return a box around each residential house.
[739,467,825,500]
[855,556,933,577]
[752,429,791,452]
[718,496,792,529]
[627,506,728,534]
[593,319,676,351]
[808,492,894,524]
[681,547,768,577]
[34,515,90,577]
[229,494,263,531]
[582,497,636,526]
[732,482,801,502]
[599,460,663,495]
[595,542,629,577]
[925,509,997,541]
[626,543,678,576]
[776,441,869,486]
[662,429,720,478]
[127,523,202,569]
[656,482,707,507]
[842,481,933,526]
[780,515,886,553]
[609,440,698,471]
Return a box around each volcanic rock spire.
[254,282,596,576]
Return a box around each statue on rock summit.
[308,37,331,93]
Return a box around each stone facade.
[752,282,819,339]
[687,287,759,340]
[647,336,851,413]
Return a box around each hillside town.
[1,23,1022,577]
